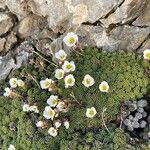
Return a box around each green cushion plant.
[0,47,149,149]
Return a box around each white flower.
[29,105,39,113]
[47,95,58,107]
[55,69,65,79]
[22,104,30,112]
[8,144,15,150]
[82,74,95,88]
[55,49,67,61]
[40,78,54,89]
[64,74,75,88]
[48,127,58,137]
[62,61,76,73]
[143,49,150,60]
[63,32,78,47]
[9,78,18,88]
[3,87,14,97]
[54,120,61,128]
[43,106,55,120]
[17,79,25,87]
[99,81,109,92]
[86,107,97,118]
[64,120,69,129]
[56,101,66,112]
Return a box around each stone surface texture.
[0,0,150,79]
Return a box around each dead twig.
[101,107,111,134]
[33,50,57,67]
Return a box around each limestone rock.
[0,50,30,80]
[0,0,6,9]
[133,1,150,27]
[0,38,6,52]
[5,0,36,20]
[32,0,123,32]
[137,38,150,54]
[0,55,15,80]
[66,0,124,23]
[104,25,150,51]
[35,39,52,55]
[0,12,14,36]
[76,25,150,52]
[15,14,47,39]
[100,0,147,28]
[5,32,17,51]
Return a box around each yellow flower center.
[102,85,107,91]
[67,78,73,84]
[13,80,17,85]
[45,81,50,87]
[146,53,150,59]
[89,110,94,116]
[86,79,91,85]
[66,64,72,70]
[52,130,55,133]
[69,37,75,44]
[52,99,57,105]
[60,55,65,60]
[59,72,63,78]
[60,103,65,109]
[48,110,54,116]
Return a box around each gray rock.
[76,25,150,52]
[106,26,150,52]
[137,99,148,108]
[0,38,6,52]
[133,0,150,27]
[33,0,124,32]
[5,0,36,20]
[137,38,150,54]
[0,55,16,80]
[15,14,47,39]
[0,12,14,36]
[15,51,30,69]
[5,31,17,52]
[0,0,6,9]
[100,0,147,28]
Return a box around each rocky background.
[0,0,150,80]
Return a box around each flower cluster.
[42,95,70,137]
[9,78,25,88]
[54,49,76,88]
[3,78,25,97]
[22,104,39,113]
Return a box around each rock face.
[100,0,147,27]
[0,12,14,36]
[0,0,150,79]
[15,14,47,39]
[133,0,150,27]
